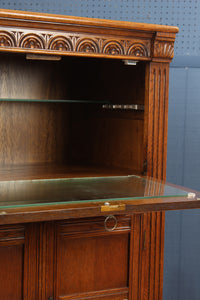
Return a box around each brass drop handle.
[104,215,117,232]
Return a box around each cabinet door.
[0,223,52,300]
[0,224,25,300]
[54,216,131,300]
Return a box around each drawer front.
[58,215,131,237]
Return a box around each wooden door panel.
[56,217,131,299]
[59,234,129,294]
[0,225,25,300]
[0,244,24,300]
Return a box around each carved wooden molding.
[0,27,152,59]
[0,9,178,61]
[153,41,174,59]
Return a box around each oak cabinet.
[0,8,199,300]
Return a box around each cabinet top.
[0,9,179,33]
[0,8,178,62]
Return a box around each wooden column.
[144,62,170,181]
[23,222,55,300]
[131,213,165,300]
[136,62,170,300]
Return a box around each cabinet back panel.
[0,102,70,165]
[68,57,146,104]
[70,109,144,173]
[68,58,145,173]
[0,54,70,165]
[0,54,69,100]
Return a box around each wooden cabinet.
[0,8,199,300]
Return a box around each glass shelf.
[0,98,110,104]
[0,99,144,111]
[0,175,188,209]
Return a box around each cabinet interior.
[0,53,146,180]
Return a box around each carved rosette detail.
[154,41,174,59]
[76,39,99,53]
[0,31,16,47]
[103,41,124,55]
[19,34,45,49]
[48,36,73,51]
[127,43,148,57]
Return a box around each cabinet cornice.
[0,9,178,62]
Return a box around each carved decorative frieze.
[153,41,174,59]
[0,27,175,60]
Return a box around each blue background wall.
[0,1,200,299]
